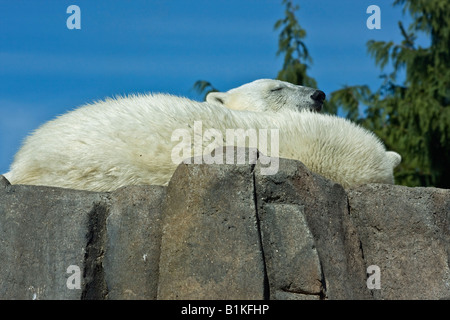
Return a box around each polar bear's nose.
[311,90,326,103]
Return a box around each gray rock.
[272,290,321,300]
[157,157,266,299]
[348,184,450,300]
[1,150,449,300]
[104,185,166,299]
[0,178,108,299]
[254,158,371,299]
[0,175,10,188]
[258,203,323,299]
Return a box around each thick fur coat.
[4,81,401,191]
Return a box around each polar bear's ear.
[206,92,228,106]
[386,151,401,168]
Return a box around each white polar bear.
[3,79,400,192]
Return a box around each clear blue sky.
[0,0,426,174]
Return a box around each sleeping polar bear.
[3,79,400,192]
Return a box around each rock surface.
[0,150,449,300]
[348,184,450,300]
[104,185,166,300]
[0,175,108,299]
[158,160,266,299]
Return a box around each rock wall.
[1,150,449,300]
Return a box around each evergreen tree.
[192,80,218,100]
[329,0,450,188]
[274,0,316,88]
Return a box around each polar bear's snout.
[310,90,326,111]
[311,90,326,103]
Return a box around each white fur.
[4,86,401,192]
[207,79,323,112]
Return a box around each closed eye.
[270,87,284,92]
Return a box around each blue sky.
[0,0,427,174]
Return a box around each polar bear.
[5,80,401,191]
[207,79,325,112]
[3,79,400,192]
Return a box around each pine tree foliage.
[192,80,218,100]
[330,0,450,188]
[274,0,317,88]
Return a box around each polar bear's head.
[206,79,325,113]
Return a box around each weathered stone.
[0,177,108,299]
[104,185,166,300]
[1,175,9,188]
[259,203,323,299]
[254,158,371,299]
[348,184,450,300]
[272,290,321,300]
[157,152,266,299]
[1,150,449,300]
